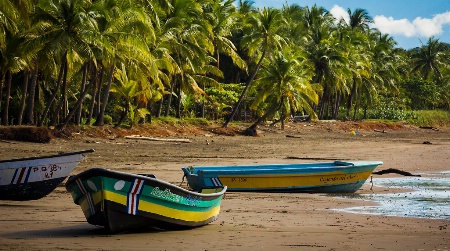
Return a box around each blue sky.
[251,0,450,49]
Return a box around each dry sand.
[0,122,449,250]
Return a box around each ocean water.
[335,171,450,220]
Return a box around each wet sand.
[0,122,449,250]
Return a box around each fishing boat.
[65,168,227,233]
[0,149,94,201]
[182,161,383,193]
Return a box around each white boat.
[0,149,94,201]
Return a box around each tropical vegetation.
[0,0,449,132]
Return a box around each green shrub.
[104,115,113,125]
[405,110,450,127]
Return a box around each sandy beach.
[0,121,449,250]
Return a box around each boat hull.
[0,149,94,201]
[65,168,226,233]
[182,161,383,193]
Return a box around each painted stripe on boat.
[16,168,26,184]
[11,167,31,184]
[127,179,144,215]
[216,170,374,189]
[76,179,88,194]
[24,167,32,183]
[76,179,95,215]
[11,169,19,185]
[103,190,221,222]
[86,193,95,215]
[211,177,222,187]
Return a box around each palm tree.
[411,37,448,80]
[303,8,348,119]
[0,36,27,125]
[222,7,286,128]
[207,0,246,70]
[0,0,24,52]
[109,63,141,127]
[348,8,372,31]
[280,4,308,45]
[159,0,221,118]
[302,4,333,31]
[200,0,247,117]
[363,31,401,117]
[0,0,33,125]
[244,48,317,134]
[237,0,254,15]
[343,8,372,116]
[26,0,99,126]
[93,0,155,126]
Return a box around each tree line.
[1,0,449,131]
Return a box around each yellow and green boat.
[66,168,226,233]
[182,161,382,193]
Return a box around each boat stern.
[181,167,202,192]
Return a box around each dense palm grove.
[0,0,449,130]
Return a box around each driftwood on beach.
[372,168,421,177]
[419,126,439,131]
[124,135,192,143]
[286,135,302,138]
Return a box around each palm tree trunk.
[318,95,326,119]
[24,66,38,125]
[245,102,280,135]
[222,50,266,128]
[0,72,4,112]
[147,101,153,123]
[58,80,93,130]
[1,70,12,125]
[94,64,114,126]
[201,83,205,118]
[95,65,104,117]
[50,60,69,127]
[332,92,341,119]
[156,96,163,118]
[87,64,99,125]
[50,58,70,126]
[17,72,30,125]
[114,102,129,128]
[164,76,175,117]
[346,80,356,117]
[38,56,66,127]
[175,81,181,118]
[50,95,63,126]
[75,62,89,125]
[352,97,359,120]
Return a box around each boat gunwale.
[66,168,227,198]
[183,161,383,176]
[0,149,95,164]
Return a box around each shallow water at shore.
[335,172,450,220]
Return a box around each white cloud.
[372,11,450,38]
[329,5,349,24]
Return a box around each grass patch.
[406,110,450,127]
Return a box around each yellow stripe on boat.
[217,170,373,189]
[80,190,220,222]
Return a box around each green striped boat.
[65,168,226,233]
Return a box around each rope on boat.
[179,174,186,187]
[370,176,373,192]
